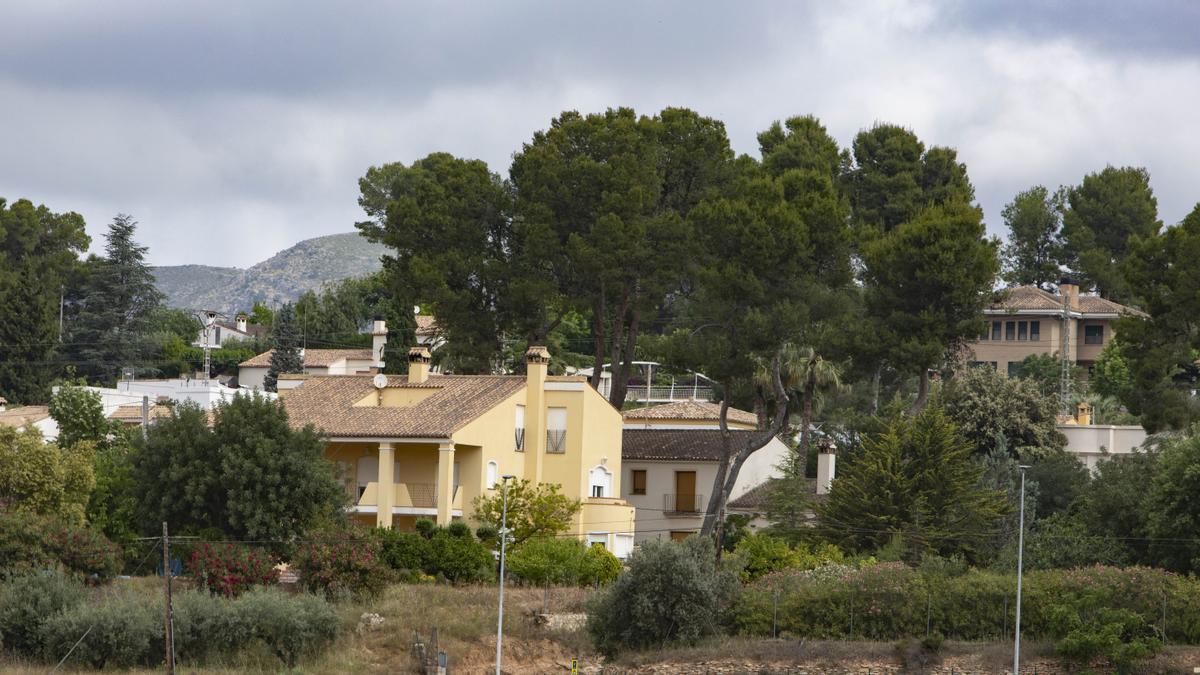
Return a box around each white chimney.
[371,317,388,369]
[235,314,248,333]
[816,440,837,495]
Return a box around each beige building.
[620,401,790,543]
[281,346,636,556]
[967,280,1144,379]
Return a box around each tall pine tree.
[68,214,164,383]
[1001,185,1066,289]
[264,303,303,392]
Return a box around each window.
[356,457,378,500]
[587,533,608,549]
[991,321,1001,341]
[589,465,613,498]
[214,326,221,343]
[1005,321,1016,340]
[514,405,525,451]
[669,531,694,542]
[547,407,567,453]
[613,533,634,559]
[630,469,647,495]
[1007,361,1021,378]
[1017,321,1028,341]
[1030,321,1040,342]
[486,461,498,490]
[1084,325,1104,345]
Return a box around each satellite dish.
[373,373,388,389]
[413,305,421,315]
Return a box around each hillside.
[153,232,388,313]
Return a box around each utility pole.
[140,395,149,441]
[495,475,515,675]
[59,286,64,342]
[162,522,175,674]
[1013,465,1030,675]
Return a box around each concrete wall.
[1059,424,1147,473]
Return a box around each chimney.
[1058,277,1081,311]
[408,346,431,384]
[371,317,388,369]
[523,346,551,481]
[1076,401,1093,426]
[816,439,837,495]
[235,313,248,333]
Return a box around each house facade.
[620,401,790,543]
[237,320,389,390]
[281,346,636,556]
[194,313,268,348]
[967,280,1144,379]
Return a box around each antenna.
[197,310,224,385]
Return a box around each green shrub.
[0,571,86,655]
[588,537,737,655]
[235,589,339,667]
[172,591,252,663]
[446,521,472,538]
[40,592,159,669]
[733,533,802,582]
[188,542,279,597]
[582,543,623,586]
[372,528,429,580]
[426,528,494,583]
[414,518,437,538]
[292,535,389,600]
[0,510,122,580]
[1049,603,1162,673]
[507,538,620,587]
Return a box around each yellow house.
[282,345,636,556]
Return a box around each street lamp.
[1013,464,1031,675]
[495,475,516,675]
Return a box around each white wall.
[238,367,268,391]
[1059,424,1147,473]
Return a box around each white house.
[237,319,389,391]
[619,400,791,543]
[194,313,268,348]
[0,405,59,442]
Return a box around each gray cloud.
[0,0,1196,267]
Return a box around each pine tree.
[68,214,164,383]
[816,404,1009,564]
[264,303,303,392]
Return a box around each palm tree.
[756,344,843,472]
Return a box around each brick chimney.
[235,313,248,333]
[1058,277,1081,311]
[408,346,431,384]
[816,439,837,495]
[371,317,388,369]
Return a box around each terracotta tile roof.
[622,400,758,426]
[238,348,375,368]
[989,285,1146,317]
[109,404,174,422]
[0,405,51,428]
[622,428,763,461]
[727,477,825,511]
[281,374,525,438]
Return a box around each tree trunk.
[908,369,931,415]
[609,308,639,409]
[871,366,882,414]
[799,377,815,473]
[605,288,633,407]
[589,293,606,391]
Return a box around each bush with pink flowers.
[188,542,279,597]
[291,534,389,600]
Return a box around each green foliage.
[265,303,303,391]
[588,537,737,655]
[1074,450,1157,566]
[0,197,89,404]
[1061,165,1160,303]
[1026,450,1089,518]
[1013,352,1082,398]
[133,395,346,542]
[171,591,253,663]
[1000,185,1066,289]
[188,542,280,597]
[1007,512,1126,571]
[0,571,86,655]
[1091,338,1134,401]
[65,214,165,383]
[1050,604,1161,674]
[372,528,428,579]
[292,532,389,600]
[0,425,94,524]
[942,364,1065,459]
[48,385,112,450]
[730,534,846,582]
[40,591,160,670]
[816,405,1009,564]
[507,537,620,587]
[234,589,340,668]
[0,509,123,580]
[86,438,139,545]
[1145,432,1200,572]
[471,479,581,545]
[425,525,495,583]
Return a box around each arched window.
[486,461,499,489]
[589,465,613,498]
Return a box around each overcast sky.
[2,0,1197,268]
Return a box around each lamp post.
[1013,464,1030,675]
[495,475,515,675]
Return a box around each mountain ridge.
[153,232,388,314]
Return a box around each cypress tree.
[264,303,303,392]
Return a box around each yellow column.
[436,442,455,526]
[378,443,395,528]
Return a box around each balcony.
[663,493,705,515]
[355,482,463,514]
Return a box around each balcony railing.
[547,428,567,453]
[664,493,705,514]
[355,482,462,510]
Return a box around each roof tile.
[622,400,758,426]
